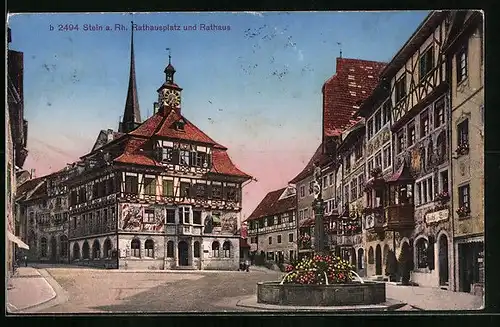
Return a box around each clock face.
[160,88,181,107]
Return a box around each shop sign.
[425,209,449,225]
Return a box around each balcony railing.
[385,204,415,230]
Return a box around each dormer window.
[175,121,185,131]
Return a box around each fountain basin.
[257,281,386,306]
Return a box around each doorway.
[375,244,382,275]
[458,242,484,293]
[50,237,57,262]
[438,234,449,286]
[178,241,189,266]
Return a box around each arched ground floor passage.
[68,234,241,271]
[26,231,70,264]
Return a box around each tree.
[398,245,412,285]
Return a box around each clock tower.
[157,51,182,114]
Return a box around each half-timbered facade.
[377,11,454,288]
[333,123,366,275]
[65,29,251,271]
[444,11,484,295]
[246,186,297,263]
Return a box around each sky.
[8,11,430,219]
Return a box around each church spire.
[120,21,142,133]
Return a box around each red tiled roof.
[289,143,327,184]
[210,149,251,178]
[246,187,296,221]
[323,58,386,138]
[110,109,251,179]
[130,109,225,148]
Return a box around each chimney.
[30,169,36,179]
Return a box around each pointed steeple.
[120,21,142,133]
[165,48,176,84]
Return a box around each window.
[166,209,175,224]
[367,118,373,139]
[457,45,468,83]
[329,173,334,186]
[180,150,190,166]
[440,170,449,193]
[382,100,391,125]
[60,235,68,257]
[289,212,294,223]
[383,145,391,169]
[458,184,470,210]
[358,174,365,196]
[268,236,272,245]
[162,180,174,197]
[277,235,282,244]
[457,119,469,147]
[179,207,190,224]
[145,239,154,258]
[161,147,174,163]
[323,176,328,189]
[434,97,445,128]
[226,186,238,201]
[180,182,191,198]
[300,185,305,198]
[345,154,351,172]
[367,159,374,175]
[288,233,294,242]
[194,152,207,168]
[211,184,222,199]
[350,179,357,201]
[298,210,304,221]
[416,238,428,269]
[194,241,200,258]
[167,241,174,257]
[416,176,433,205]
[374,152,382,170]
[277,215,282,225]
[374,110,382,132]
[344,185,349,204]
[267,216,274,227]
[355,142,363,160]
[396,131,405,153]
[144,209,155,223]
[131,239,141,257]
[250,236,257,244]
[395,75,407,103]
[212,241,220,257]
[144,177,156,195]
[194,184,206,198]
[407,123,416,146]
[125,175,138,194]
[308,181,314,195]
[420,112,429,138]
[193,210,202,225]
[419,46,434,80]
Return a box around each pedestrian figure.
[245,258,250,272]
[24,255,28,267]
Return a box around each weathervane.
[166,47,172,64]
[337,42,342,58]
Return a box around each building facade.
[246,186,297,263]
[445,11,484,295]
[64,29,251,271]
[7,27,30,277]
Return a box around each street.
[36,266,283,313]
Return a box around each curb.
[7,270,57,314]
[235,296,407,312]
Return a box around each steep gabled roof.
[289,143,326,184]
[246,187,296,221]
[15,177,44,201]
[210,149,251,178]
[323,58,386,137]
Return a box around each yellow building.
[444,11,484,295]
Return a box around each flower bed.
[282,254,354,285]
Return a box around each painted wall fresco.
[119,203,165,232]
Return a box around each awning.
[7,231,29,250]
